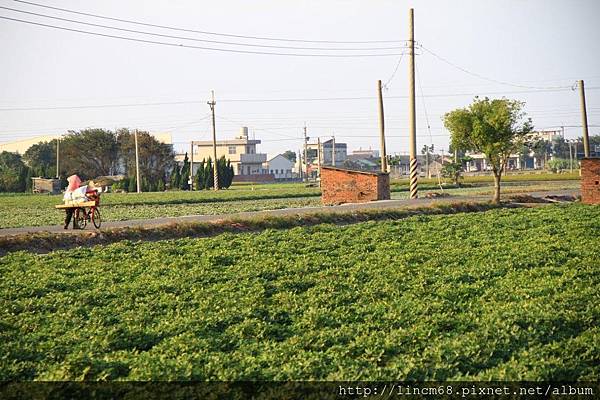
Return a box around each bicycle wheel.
[74,208,87,229]
[91,208,101,229]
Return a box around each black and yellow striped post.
[408,8,418,199]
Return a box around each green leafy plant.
[1,204,598,381]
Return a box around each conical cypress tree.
[169,164,180,189]
[205,157,213,189]
[180,153,190,190]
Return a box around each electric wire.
[383,53,405,90]
[419,43,575,90]
[13,0,405,44]
[0,6,407,51]
[0,16,403,57]
[2,87,596,112]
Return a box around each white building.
[266,154,295,180]
[176,127,268,176]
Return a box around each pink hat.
[66,175,82,192]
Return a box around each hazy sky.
[1,0,599,157]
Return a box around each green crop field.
[0,185,321,229]
[1,204,598,381]
[0,178,580,229]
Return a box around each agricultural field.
[0,184,321,229]
[0,177,580,229]
[1,204,598,380]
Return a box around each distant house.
[342,158,379,171]
[349,147,379,159]
[266,154,294,180]
[176,127,268,176]
[305,138,348,166]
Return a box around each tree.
[179,153,190,190]
[169,164,181,190]
[60,129,118,179]
[282,150,297,163]
[127,176,137,193]
[444,97,533,203]
[195,159,206,190]
[530,139,552,170]
[551,137,569,160]
[0,151,29,192]
[548,158,570,173]
[23,140,57,178]
[204,157,213,189]
[441,161,464,186]
[117,129,174,191]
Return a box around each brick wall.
[581,158,600,205]
[232,174,275,183]
[321,167,390,205]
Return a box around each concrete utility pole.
[55,136,60,178]
[331,134,336,167]
[578,80,590,157]
[425,148,430,179]
[317,137,322,183]
[208,90,219,190]
[190,142,194,190]
[303,125,309,181]
[298,149,303,180]
[408,8,418,198]
[568,140,574,173]
[377,79,387,173]
[134,129,141,193]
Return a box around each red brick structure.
[581,158,600,205]
[321,166,390,205]
[232,174,275,183]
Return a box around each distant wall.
[232,174,275,183]
[581,158,600,204]
[321,167,390,205]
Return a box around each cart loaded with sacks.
[55,190,102,229]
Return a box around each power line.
[13,0,404,44]
[215,115,302,140]
[383,53,405,89]
[0,16,403,57]
[415,63,434,147]
[419,43,575,90]
[0,6,407,51]
[1,88,598,112]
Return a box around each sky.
[1,0,599,158]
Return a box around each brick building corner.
[320,166,390,205]
[581,158,600,205]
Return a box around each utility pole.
[134,129,141,193]
[208,90,219,190]
[298,149,303,181]
[578,80,590,157]
[190,142,194,190]
[425,148,430,179]
[568,140,573,173]
[55,136,60,179]
[331,134,336,167]
[317,137,322,183]
[408,8,418,198]
[377,79,387,173]
[303,125,309,181]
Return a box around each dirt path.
[0,189,579,237]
